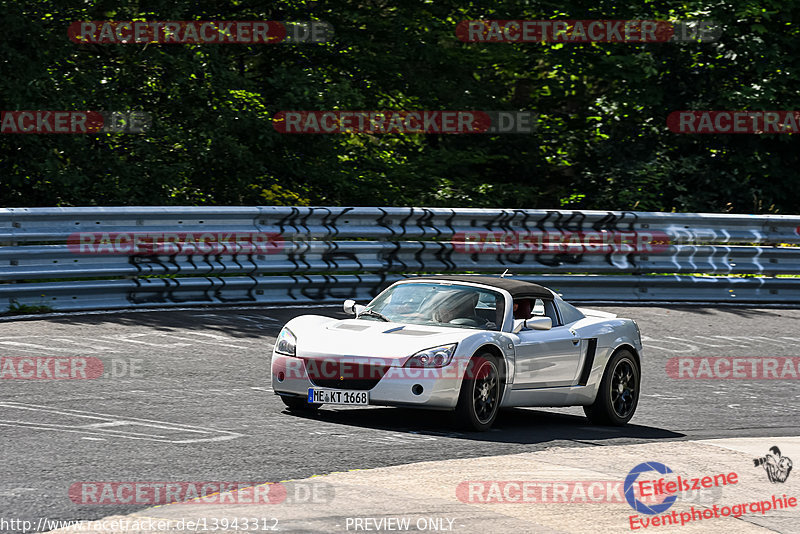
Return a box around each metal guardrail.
[2,206,800,312]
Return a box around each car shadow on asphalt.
[281,405,684,445]
[24,307,345,339]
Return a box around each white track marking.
[167,335,250,350]
[644,334,799,353]
[0,402,243,443]
[50,338,122,352]
[0,341,77,353]
[663,336,733,348]
[96,333,192,348]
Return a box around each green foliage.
[1,0,799,213]
[4,300,53,316]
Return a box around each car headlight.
[405,344,457,368]
[275,327,297,356]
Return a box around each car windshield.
[360,282,505,331]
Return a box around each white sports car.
[270,275,643,431]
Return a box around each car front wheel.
[454,353,501,431]
[584,349,640,425]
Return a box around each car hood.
[287,317,481,366]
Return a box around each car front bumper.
[271,353,463,409]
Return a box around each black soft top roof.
[405,275,553,299]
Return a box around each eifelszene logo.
[624,461,737,516]
[624,462,677,515]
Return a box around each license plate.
[308,388,369,405]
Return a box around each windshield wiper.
[358,309,390,322]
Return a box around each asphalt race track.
[1,305,799,532]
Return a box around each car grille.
[304,359,389,390]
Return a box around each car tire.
[584,349,640,426]
[280,395,321,412]
[454,353,501,431]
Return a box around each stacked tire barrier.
[1,206,800,312]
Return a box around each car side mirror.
[528,317,552,330]
[512,317,552,333]
[344,299,367,316]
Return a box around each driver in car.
[513,299,532,320]
[436,292,480,324]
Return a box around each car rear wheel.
[584,349,639,425]
[280,395,321,412]
[454,353,501,431]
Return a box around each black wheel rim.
[472,360,499,424]
[611,358,637,418]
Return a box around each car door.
[511,298,583,388]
